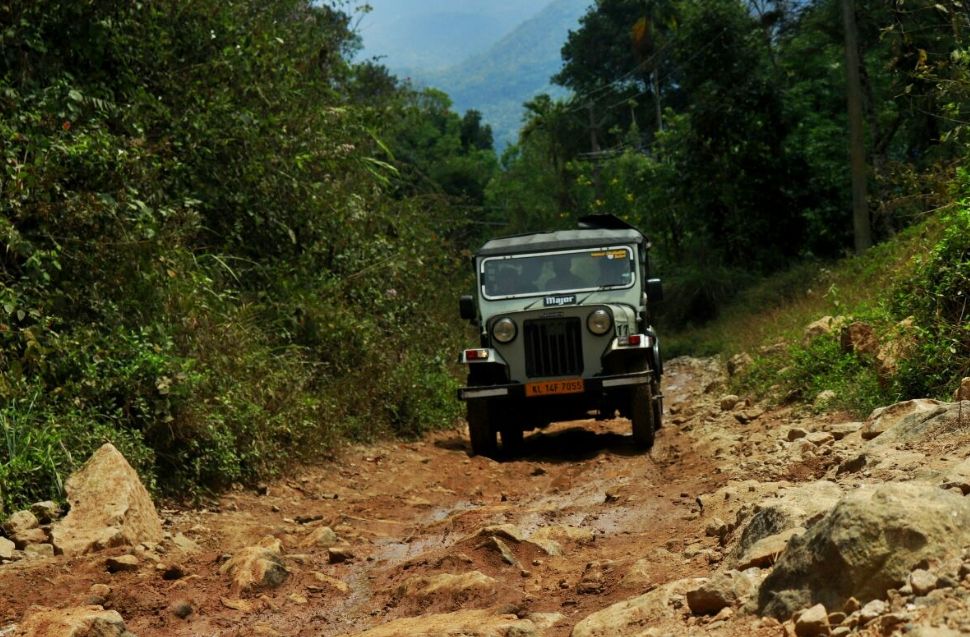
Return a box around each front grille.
[524,318,584,378]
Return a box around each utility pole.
[651,70,663,133]
[842,0,872,254]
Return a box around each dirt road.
[2,357,968,636]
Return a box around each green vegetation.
[0,0,498,509]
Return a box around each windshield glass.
[481,247,635,299]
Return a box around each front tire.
[630,383,656,450]
[467,400,497,457]
[500,424,524,455]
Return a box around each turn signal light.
[465,349,490,361]
[618,335,645,347]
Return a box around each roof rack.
[578,214,643,233]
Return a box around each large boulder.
[758,483,970,619]
[19,605,136,637]
[51,444,163,556]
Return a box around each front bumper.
[458,371,652,401]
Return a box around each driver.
[548,257,582,290]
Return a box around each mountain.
[357,1,551,74]
[422,0,590,149]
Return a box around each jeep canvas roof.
[476,215,651,258]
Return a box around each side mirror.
[647,278,663,303]
[459,295,476,321]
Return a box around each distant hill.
[358,0,551,74]
[422,0,589,150]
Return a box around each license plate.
[525,379,585,397]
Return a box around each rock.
[0,536,14,559]
[836,454,867,475]
[169,600,193,619]
[11,527,48,549]
[795,604,830,637]
[576,560,613,594]
[955,378,970,402]
[328,546,354,564]
[824,422,862,441]
[839,322,878,357]
[170,533,201,554]
[813,391,837,408]
[787,428,808,441]
[24,543,55,559]
[719,395,741,411]
[220,597,254,613]
[395,572,497,610]
[860,399,945,441]
[219,536,288,593]
[51,443,163,556]
[486,536,519,567]
[738,528,804,570]
[805,432,834,447]
[858,599,888,624]
[909,569,938,596]
[572,578,706,637]
[686,570,758,615]
[942,458,970,495]
[803,316,844,344]
[727,353,754,377]
[105,555,140,573]
[758,483,970,619]
[311,571,350,594]
[303,526,340,548]
[161,564,187,580]
[732,481,842,565]
[532,525,594,546]
[3,510,39,537]
[705,517,729,540]
[342,609,543,637]
[30,501,62,524]
[474,524,562,556]
[20,606,136,637]
[910,628,965,637]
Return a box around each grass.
[662,216,945,360]
[660,213,955,418]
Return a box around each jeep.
[457,215,664,457]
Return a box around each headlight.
[587,309,612,335]
[492,317,517,343]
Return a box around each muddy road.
[2,357,969,636]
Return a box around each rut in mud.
[3,357,970,637]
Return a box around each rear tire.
[630,383,656,450]
[467,400,497,457]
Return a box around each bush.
[890,202,970,398]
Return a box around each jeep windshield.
[480,247,635,299]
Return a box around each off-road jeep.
[457,215,664,457]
